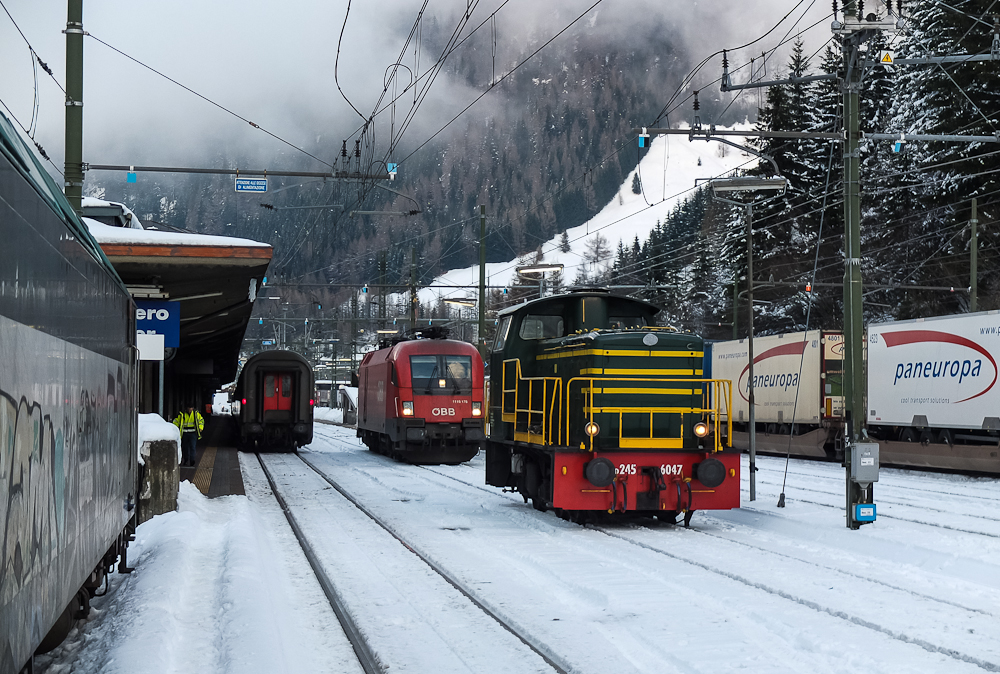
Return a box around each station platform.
[179,416,245,498]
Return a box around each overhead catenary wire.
[85,33,334,170]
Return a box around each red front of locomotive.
[549,450,741,515]
[359,338,485,464]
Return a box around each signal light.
[242,398,247,405]
[805,283,812,292]
[362,285,368,293]
[309,399,315,406]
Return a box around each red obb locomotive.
[357,333,486,464]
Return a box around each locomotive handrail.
[501,358,562,445]
[565,377,733,453]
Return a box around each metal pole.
[64,0,84,212]
[971,198,978,312]
[745,204,757,501]
[842,7,867,529]
[732,280,738,340]
[479,205,486,357]
[410,246,417,326]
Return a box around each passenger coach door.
[263,372,294,413]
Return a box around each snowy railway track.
[746,475,1000,537]
[420,463,1000,671]
[256,451,570,674]
[304,426,1000,672]
[255,454,382,674]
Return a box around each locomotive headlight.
[584,421,600,437]
[472,402,482,417]
[402,401,414,416]
[693,421,710,438]
[439,378,447,388]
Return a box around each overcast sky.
[0,1,834,175]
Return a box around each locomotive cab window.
[410,354,473,393]
[519,315,565,340]
[493,316,512,351]
[608,316,646,329]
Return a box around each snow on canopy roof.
[84,217,269,248]
[81,196,144,229]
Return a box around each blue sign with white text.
[235,177,268,193]
[136,300,181,348]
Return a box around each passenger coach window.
[264,375,275,397]
[281,375,292,397]
[519,315,565,340]
[493,316,512,352]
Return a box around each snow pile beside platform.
[137,413,181,465]
[313,407,344,424]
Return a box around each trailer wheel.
[899,428,917,443]
[939,429,955,446]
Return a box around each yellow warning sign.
[879,51,895,65]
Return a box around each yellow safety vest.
[174,411,204,438]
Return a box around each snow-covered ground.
[419,124,757,307]
[38,424,1000,673]
[313,406,344,424]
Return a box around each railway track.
[304,427,1000,671]
[254,452,570,674]
[418,462,1000,671]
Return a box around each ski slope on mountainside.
[418,123,756,306]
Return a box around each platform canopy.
[83,198,272,383]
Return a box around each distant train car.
[486,289,739,524]
[710,312,1000,475]
[357,333,485,464]
[1,111,137,672]
[707,331,845,460]
[236,350,314,451]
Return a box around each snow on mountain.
[418,122,757,306]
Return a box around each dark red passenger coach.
[357,335,485,464]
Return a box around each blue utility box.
[854,503,877,522]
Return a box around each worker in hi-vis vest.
[173,404,205,467]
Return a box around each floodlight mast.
[711,176,786,503]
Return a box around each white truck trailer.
[708,331,845,458]
[867,311,1000,473]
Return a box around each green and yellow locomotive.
[486,289,740,524]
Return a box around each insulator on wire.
[833,0,839,19]
[722,49,728,69]
[693,90,700,112]
[354,140,361,158]
[858,0,864,16]
[341,141,348,158]
[897,0,903,16]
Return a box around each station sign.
[136,300,180,348]
[262,339,275,346]
[235,177,267,193]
